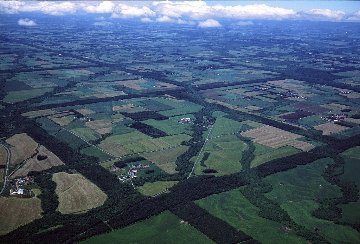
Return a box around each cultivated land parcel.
[0,14,360,244]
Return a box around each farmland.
[11,145,64,178]
[264,158,360,243]
[0,197,42,236]
[138,181,178,196]
[53,172,107,214]
[0,9,360,244]
[196,189,307,244]
[84,211,213,244]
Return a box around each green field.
[70,127,101,142]
[339,147,360,225]
[196,189,307,244]
[80,146,113,162]
[143,115,193,135]
[251,144,301,168]
[83,211,213,244]
[142,145,188,174]
[3,88,53,103]
[194,134,245,176]
[138,181,178,196]
[265,158,360,243]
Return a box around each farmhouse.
[179,117,191,124]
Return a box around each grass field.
[251,144,301,168]
[196,189,307,244]
[3,88,53,104]
[11,145,64,178]
[70,127,101,142]
[53,172,107,214]
[142,146,188,174]
[0,196,42,235]
[6,133,38,165]
[80,146,113,162]
[194,134,245,176]
[210,116,244,137]
[83,210,213,244]
[138,181,178,196]
[265,158,360,243]
[339,147,360,225]
[99,131,191,156]
[0,146,6,166]
[143,115,193,135]
[341,146,360,159]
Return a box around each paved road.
[0,144,11,195]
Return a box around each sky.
[2,1,360,28]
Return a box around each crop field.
[251,144,301,168]
[143,115,193,136]
[2,88,53,104]
[99,131,191,157]
[80,146,113,162]
[339,147,360,225]
[22,109,58,119]
[70,127,101,142]
[194,134,245,176]
[6,133,38,165]
[314,122,349,135]
[84,210,212,244]
[85,119,112,135]
[196,189,306,244]
[53,172,107,214]
[240,125,308,149]
[0,197,42,236]
[11,145,64,178]
[0,146,6,166]
[265,158,360,243]
[142,146,188,174]
[138,181,178,196]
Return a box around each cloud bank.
[18,18,37,26]
[1,1,359,26]
[198,19,221,28]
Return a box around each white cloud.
[237,20,254,26]
[0,1,357,23]
[24,2,76,16]
[83,1,114,14]
[141,17,153,23]
[156,15,173,23]
[18,18,37,26]
[198,19,221,28]
[0,1,25,14]
[302,9,346,21]
[347,10,360,21]
[112,4,155,18]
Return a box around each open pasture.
[0,146,7,166]
[85,119,112,135]
[195,134,246,176]
[196,189,306,244]
[142,145,188,174]
[0,196,42,236]
[3,88,53,104]
[138,181,178,196]
[251,143,301,168]
[241,125,313,151]
[314,122,348,135]
[11,145,64,178]
[53,172,107,214]
[84,210,212,244]
[6,133,38,165]
[265,158,360,243]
